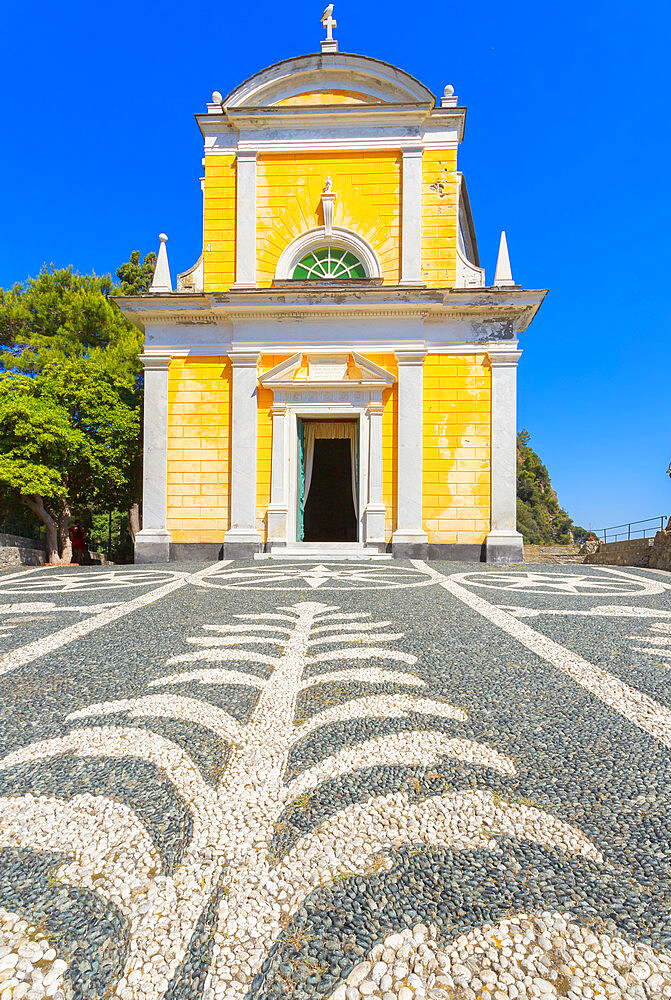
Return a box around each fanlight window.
[292,246,367,280]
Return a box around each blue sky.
[1,0,668,531]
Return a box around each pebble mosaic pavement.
[0,559,670,1000]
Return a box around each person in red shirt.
[70,521,86,564]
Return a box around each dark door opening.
[303,438,357,542]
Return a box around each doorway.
[298,420,358,542]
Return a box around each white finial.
[441,84,458,107]
[150,233,173,293]
[320,4,338,53]
[494,230,515,287]
[324,175,332,192]
[207,91,224,114]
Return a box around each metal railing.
[594,515,668,543]
[0,518,45,542]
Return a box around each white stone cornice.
[204,134,460,154]
[224,103,435,128]
[136,313,218,326]
[228,351,260,367]
[114,289,547,340]
[485,350,523,367]
[138,354,172,370]
[395,349,427,364]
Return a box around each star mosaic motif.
[196,561,434,591]
[455,570,657,596]
[0,569,181,595]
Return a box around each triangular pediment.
[259,352,395,387]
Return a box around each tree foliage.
[0,258,149,562]
[115,250,157,296]
[517,429,585,545]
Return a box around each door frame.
[288,408,368,544]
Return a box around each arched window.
[292,246,367,280]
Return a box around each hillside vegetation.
[517,429,587,545]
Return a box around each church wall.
[165,357,232,543]
[422,150,458,287]
[256,152,401,285]
[162,352,491,549]
[203,155,237,292]
[422,354,491,545]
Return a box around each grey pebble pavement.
[0,559,670,1000]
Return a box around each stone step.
[255,545,391,561]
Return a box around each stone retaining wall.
[523,544,584,564]
[649,529,671,570]
[0,532,45,567]
[584,531,671,571]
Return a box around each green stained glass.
[291,246,367,280]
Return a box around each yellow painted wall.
[165,353,489,547]
[167,354,491,544]
[203,155,236,293]
[423,354,491,545]
[166,357,231,543]
[256,152,401,286]
[202,148,460,292]
[422,150,458,287]
[275,91,382,106]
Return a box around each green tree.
[0,264,144,562]
[516,429,586,545]
[115,250,157,295]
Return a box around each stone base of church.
[169,542,224,562]
[223,528,263,561]
[426,543,486,562]
[133,534,522,564]
[485,530,524,564]
[134,529,172,564]
[390,528,429,560]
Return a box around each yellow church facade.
[117,19,546,563]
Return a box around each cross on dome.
[320,3,338,52]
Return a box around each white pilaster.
[233,150,257,289]
[400,148,424,287]
[224,352,262,557]
[267,405,288,545]
[392,350,428,556]
[486,350,524,563]
[364,403,386,548]
[135,355,172,563]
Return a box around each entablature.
[113,285,546,353]
[199,105,465,155]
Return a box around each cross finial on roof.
[320,4,338,53]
